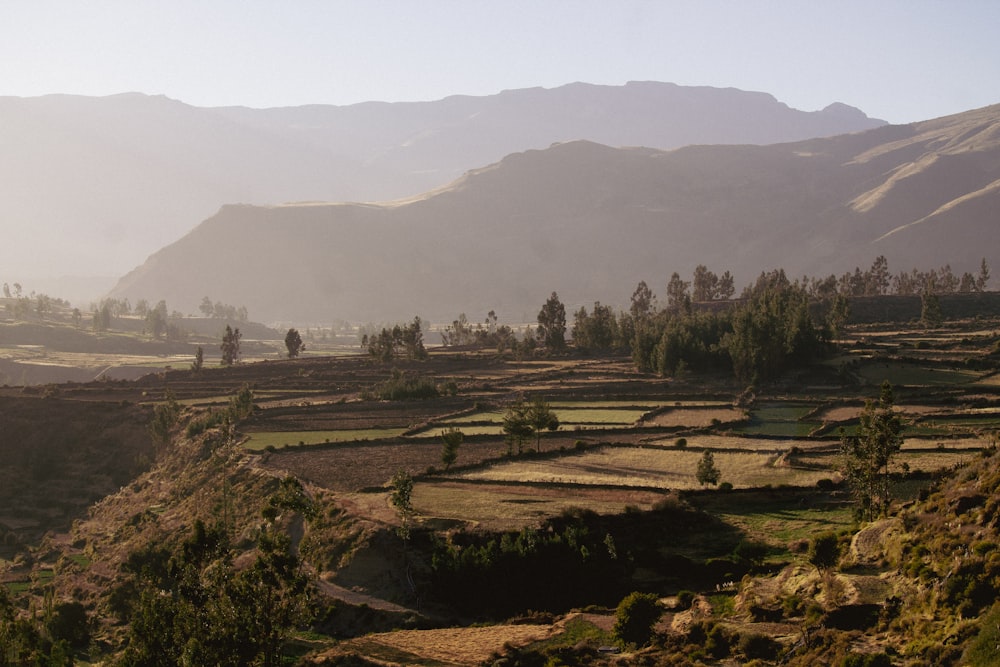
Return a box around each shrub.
[738,632,780,661]
[675,437,688,448]
[612,592,662,648]
[719,481,734,492]
[705,623,731,658]
[675,590,695,610]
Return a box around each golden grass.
[413,482,667,530]
[354,624,555,665]
[452,446,837,490]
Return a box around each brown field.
[644,407,745,427]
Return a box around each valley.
[2,307,999,665]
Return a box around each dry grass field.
[450,445,837,490]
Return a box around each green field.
[855,362,982,386]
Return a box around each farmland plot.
[451,445,838,490]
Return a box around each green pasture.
[854,361,982,386]
[916,415,1000,430]
[692,493,854,550]
[752,404,815,421]
[243,428,407,450]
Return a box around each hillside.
[109,104,1000,323]
[0,81,884,298]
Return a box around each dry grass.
[413,481,668,530]
[645,407,744,427]
[646,435,824,452]
[451,446,837,490]
[335,624,555,665]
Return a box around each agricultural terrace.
[232,323,1000,541]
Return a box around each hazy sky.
[2,0,998,124]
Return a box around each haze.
[1,0,998,306]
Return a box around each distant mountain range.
[1,81,884,300]
[110,103,1000,324]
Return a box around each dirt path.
[315,577,419,615]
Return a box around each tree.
[284,328,304,358]
[666,272,691,315]
[146,299,168,338]
[199,296,214,317]
[692,265,719,301]
[502,401,534,455]
[977,257,991,292]
[537,292,567,350]
[572,301,618,352]
[440,428,464,470]
[841,381,903,521]
[390,470,414,541]
[191,345,204,373]
[921,290,942,327]
[612,591,662,648]
[525,397,559,452]
[220,325,242,366]
[696,450,721,486]
[630,280,656,321]
[716,271,736,300]
[808,532,841,572]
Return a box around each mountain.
[109,104,1000,324]
[0,82,884,299]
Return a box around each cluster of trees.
[362,317,427,362]
[0,588,89,665]
[198,297,249,321]
[812,256,990,297]
[1,283,70,321]
[429,513,624,617]
[114,509,313,666]
[440,311,516,351]
[501,397,560,454]
[89,297,185,340]
[569,268,835,384]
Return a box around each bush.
[809,532,841,571]
[675,590,695,610]
[705,623,731,658]
[675,437,687,448]
[738,632,780,661]
[612,592,662,648]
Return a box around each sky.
[2,0,999,124]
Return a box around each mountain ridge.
[109,103,1000,323]
[0,81,885,299]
